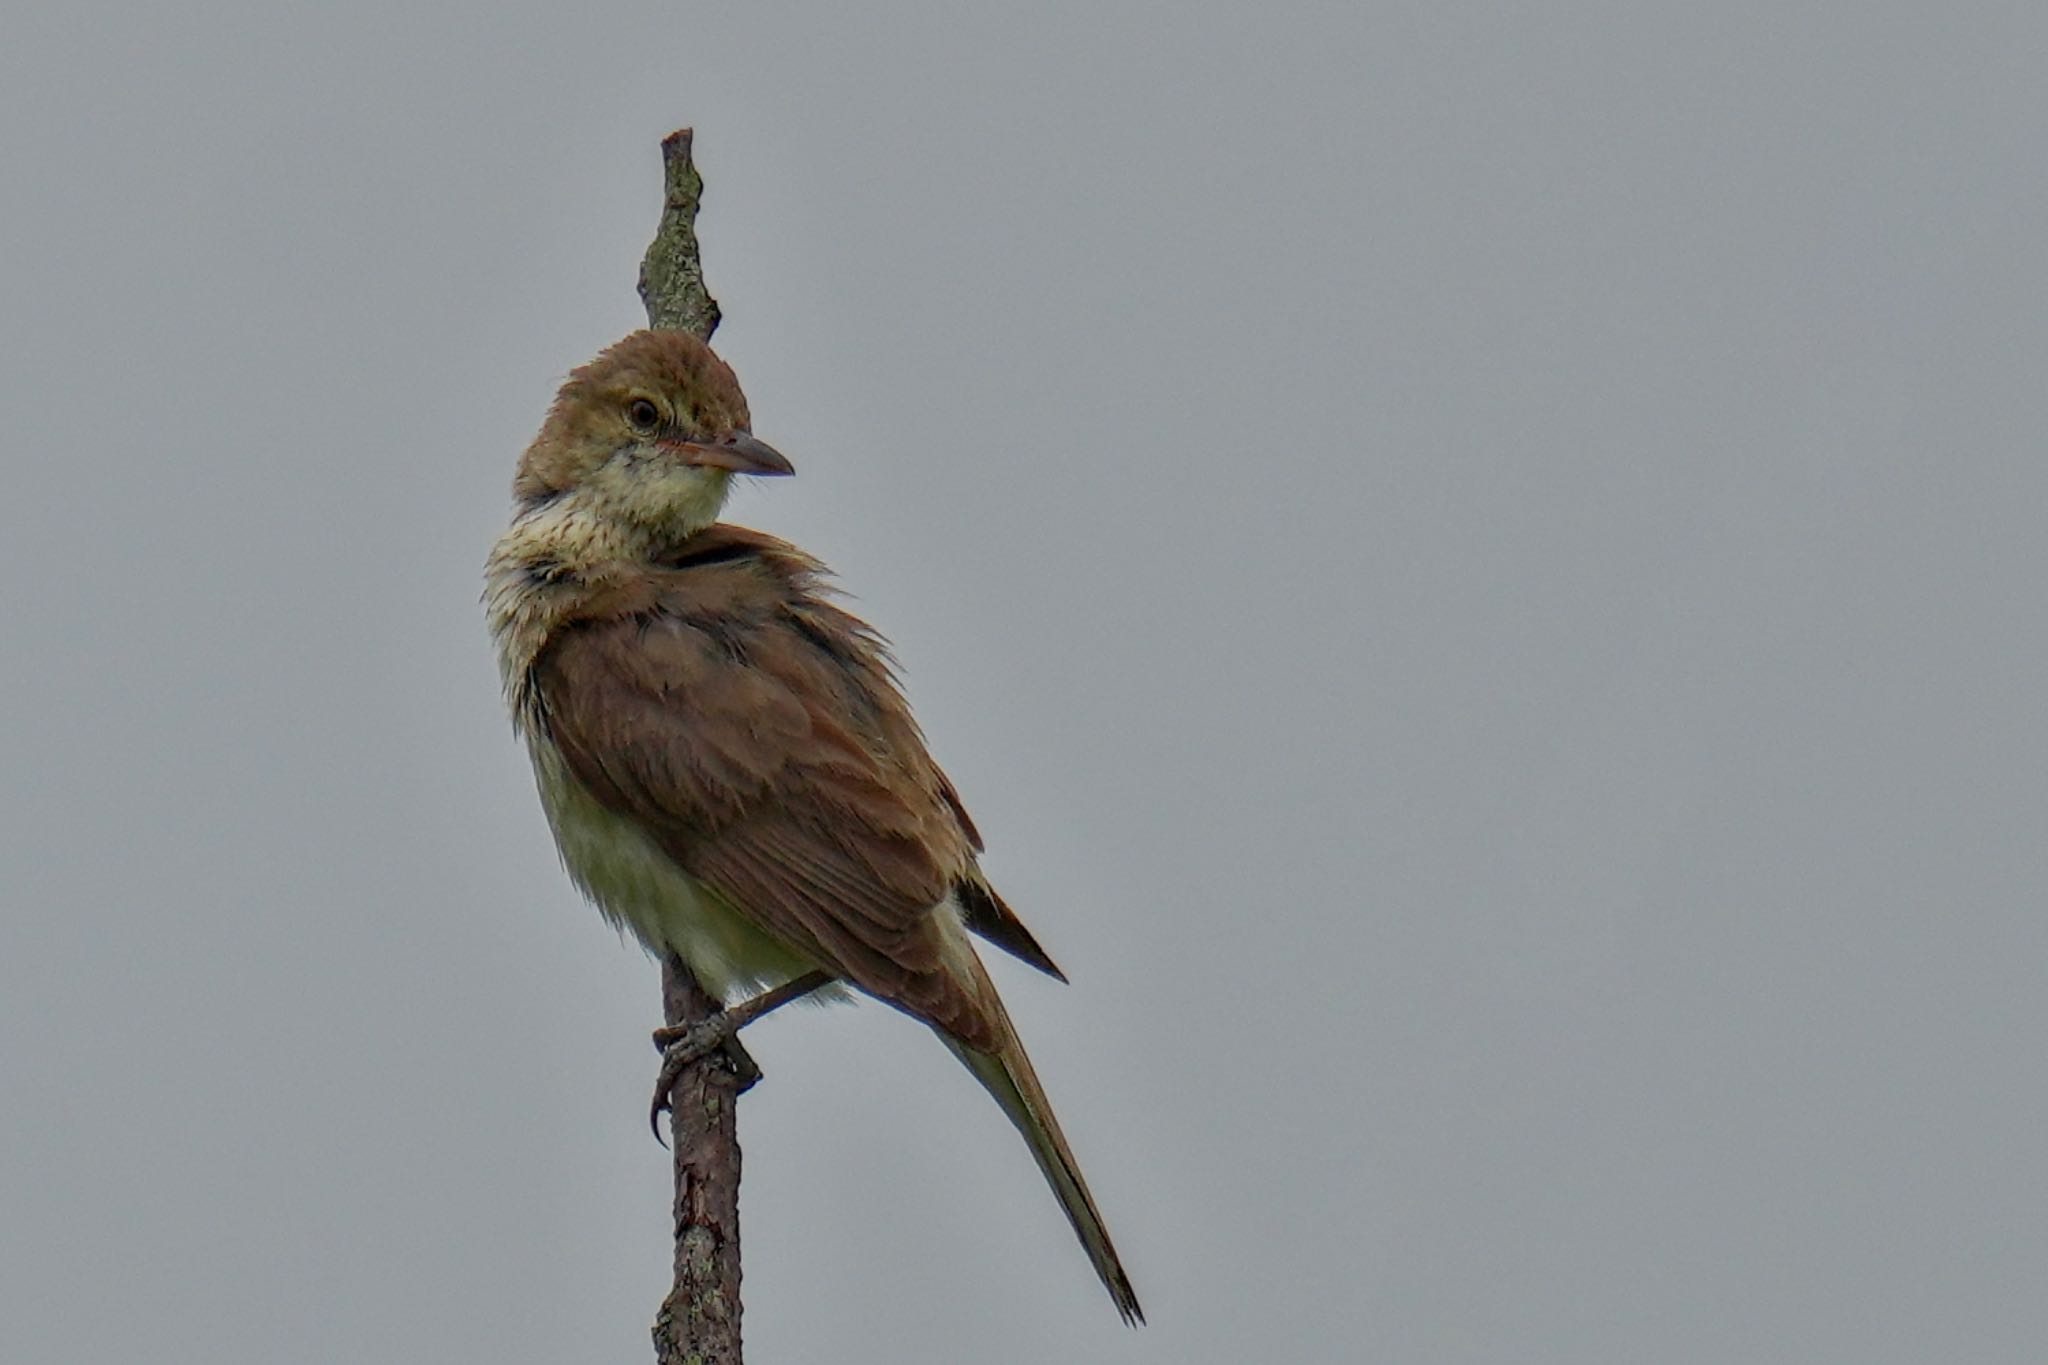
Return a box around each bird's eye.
[626,399,661,433]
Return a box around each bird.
[484,328,1142,1323]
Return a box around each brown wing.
[529,530,1006,1045]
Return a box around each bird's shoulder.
[532,523,900,751]
[539,523,839,629]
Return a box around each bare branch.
[639,129,722,342]
[640,127,743,1365]
[652,957,746,1365]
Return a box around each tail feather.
[941,989,1144,1325]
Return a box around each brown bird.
[485,329,1142,1323]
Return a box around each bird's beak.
[665,431,795,477]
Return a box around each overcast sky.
[4,4,2046,1362]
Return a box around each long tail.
[939,974,1145,1325]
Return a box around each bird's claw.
[648,1015,761,1145]
[645,971,835,1144]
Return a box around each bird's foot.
[649,1015,761,1129]
[648,970,836,1143]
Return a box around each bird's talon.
[644,973,832,1139]
[648,1018,727,1143]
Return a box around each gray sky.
[5,4,2046,1362]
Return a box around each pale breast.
[528,736,821,1001]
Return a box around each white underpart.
[528,737,830,1002]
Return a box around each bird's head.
[514,330,792,542]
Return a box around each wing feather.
[530,529,1029,1044]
